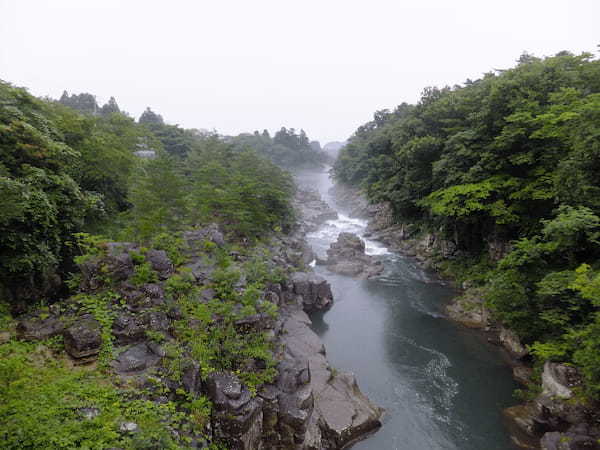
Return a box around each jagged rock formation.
[293,189,338,233]
[505,362,600,449]
[16,217,382,449]
[321,232,384,278]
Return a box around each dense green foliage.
[1,83,102,303]
[0,340,184,449]
[231,127,328,168]
[333,51,600,399]
[0,81,294,305]
[124,137,294,243]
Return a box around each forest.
[333,51,600,401]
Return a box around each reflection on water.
[296,168,518,450]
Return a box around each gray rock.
[142,283,164,299]
[115,342,160,373]
[187,260,215,283]
[184,224,226,251]
[290,272,333,312]
[17,316,65,341]
[541,431,600,450]
[145,250,173,279]
[207,372,264,450]
[280,307,383,448]
[513,365,534,386]
[78,407,100,420]
[445,289,490,329]
[105,252,134,281]
[324,233,384,279]
[63,318,102,359]
[500,327,529,359]
[542,362,579,400]
[293,189,338,233]
[182,360,201,396]
[119,422,139,433]
[112,313,146,344]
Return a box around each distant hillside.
[230,127,328,170]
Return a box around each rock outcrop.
[505,362,600,449]
[322,232,384,278]
[294,189,338,233]
[16,220,382,449]
[63,317,102,359]
[290,272,334,313]
[445,288,490,329]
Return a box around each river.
[295,167,519,450]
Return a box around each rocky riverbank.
[11,187,382,450]
[329,181,600,450]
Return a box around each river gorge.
[296,167,519,450]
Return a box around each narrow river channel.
[295,167,519,450]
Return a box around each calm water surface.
[296,168,518,450]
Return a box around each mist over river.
[295,168,519,450]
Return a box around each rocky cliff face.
[15,188,382,449]
[204,277,382,449]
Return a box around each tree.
[100,96,120,115]
[139,107,164,126]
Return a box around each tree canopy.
[333,51,600,399]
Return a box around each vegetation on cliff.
[0,81,303,448]
[333,51,600,400]
[0,81,295,305]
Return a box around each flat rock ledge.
[279,304,384,449]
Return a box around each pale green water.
[297,168,518,450]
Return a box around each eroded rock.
[115,342,161,373]
[17,316,65,341]
[500,327,529,359]
[290,272,333,312]
[63,318,102,359]
[324,232,384,279]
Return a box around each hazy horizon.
[1,0,598,143]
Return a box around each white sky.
[1,0,598,143]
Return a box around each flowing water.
[295,168,518,450]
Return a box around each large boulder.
[184,224,226,252]
[445,288,490,329]
[145,250,173,280]
[115,342,162,373]
[290,272,333,312]
[324,233,384,279]
[294,189,338,232]
[541,362,579,400]
[63,318,102,359]
[17,316,65,341]
[207,372,264,450]
[541,430,600,450]
[78,245,135,289]
[280,308,383,448]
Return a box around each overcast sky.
[1,0,598,143]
